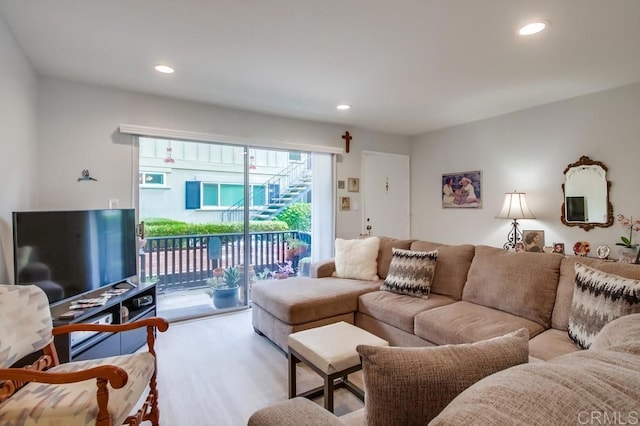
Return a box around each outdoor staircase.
[252,171,312,221]
[221,159,312,222]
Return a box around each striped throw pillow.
[568,263,640,349]
[380,248,438,298]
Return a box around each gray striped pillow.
[568,263,640,349]
[380,248,438,298]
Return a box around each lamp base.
[502,219,523,250]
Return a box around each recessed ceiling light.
[518,21,547,36]
[154,65,175,74]
[337,104,351,110]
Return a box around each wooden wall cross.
[342,131,352,153]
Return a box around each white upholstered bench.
[287,321,388,412]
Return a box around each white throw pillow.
[334,237,380,280]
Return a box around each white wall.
[0,16,38,283]
[35,77,410,238]
[410,83,640,257]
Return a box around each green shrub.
[142,219,289,237]
[276,203,311,232]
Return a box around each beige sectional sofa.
[249,237,640,424]
[252,237,640,360]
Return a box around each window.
[139,172,166,187]
[194,183,267,208]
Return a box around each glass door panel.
[138,138,317,322]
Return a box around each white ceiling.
[1,1,640,136]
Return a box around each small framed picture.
[340,196,351,211]
[552,242,565,255]
[348,178,360,192]
[337,180,345,189]
[522,230,545,253]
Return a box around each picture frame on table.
[522,230,545,253]
[442,170,482,208]
[553,242,565,255]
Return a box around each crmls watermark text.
[578,411,640,425]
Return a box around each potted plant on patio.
[285,238,308,259]
[207,267,241,309]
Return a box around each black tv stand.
[50,281,157,363]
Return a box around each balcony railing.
[139,230,311,294]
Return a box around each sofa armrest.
[310,259,336,278]
[248,397,344,425]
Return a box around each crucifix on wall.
[342,131,352,153]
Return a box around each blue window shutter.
[185,181,201,209]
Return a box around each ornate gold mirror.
[561,156,613,230]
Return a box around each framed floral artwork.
[442,170,482,208]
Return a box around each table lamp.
[496,191,535,250]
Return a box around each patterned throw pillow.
[568,263,640,349]
[380,248,438,298]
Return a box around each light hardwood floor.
[154,309,364,425]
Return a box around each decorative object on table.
[553,242,565,254]
[340,196,351,211]
[442,170,482,208]
[522,230,544,253]
[207,266,241,309]
[596,245,611,259]
[347,177,360,192]
[614,213,640,263]
[77,169,97,182]
[543,246,555,254]
[573,241,591,256]
[495,191,535,249]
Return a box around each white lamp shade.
[496,192,535,219]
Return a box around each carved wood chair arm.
[53,317,169,335]
[0,365,128,388]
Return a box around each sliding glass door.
[138,137,325,322]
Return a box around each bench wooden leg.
[288,350,297,399]
[324,375,334,413]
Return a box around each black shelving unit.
[50,282,157,363]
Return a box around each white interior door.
[362,152,410,239]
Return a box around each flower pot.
[275,272,289,280]
[212,287,239,309]
[618,246,638,263]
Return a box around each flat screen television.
[13,209,137,306]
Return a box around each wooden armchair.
[0,284,169,426]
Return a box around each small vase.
[618,246,638,263]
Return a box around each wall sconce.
[496,191,535,250]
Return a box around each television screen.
[13,209,137,305]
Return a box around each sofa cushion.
[380,248,438,298]
[568,263,640,349]
[358,291,455,334]
[590,313,640,354]
[414,301,545,345]
[528,328,580,361]
[251,277,381,325]
[376,237,415,279]
[409,241,475,300]
[553,256,640,331]
[357,329,529,426]
[431,348,640,425]
[462,245,561,328]
[334,237,380,281]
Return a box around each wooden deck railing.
[139,230,311,293]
